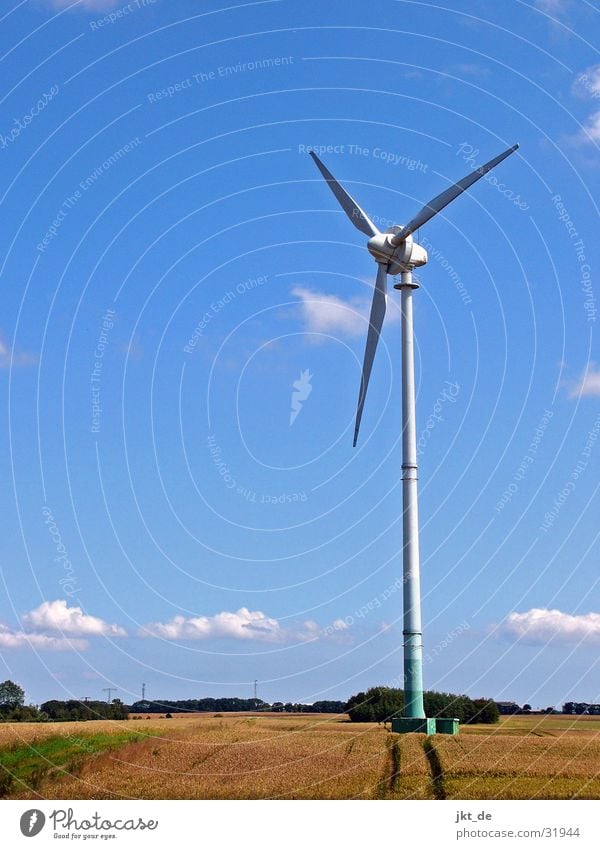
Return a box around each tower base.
[391,716,459,735]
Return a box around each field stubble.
[2,713,600,800]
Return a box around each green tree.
[467,698,500,725]
[347,687,500,724]
[0,680,25,711]
[346,687,403,723]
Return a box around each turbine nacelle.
[367,228,428,274]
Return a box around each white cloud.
[562,110,600,150]
[567,366,600,398]
[0,333,36,368]
[0,624,88,651]
[577,111,600,144]
[291,286,372,337]
[23,600,127,637]
[500,608,600,645]
[140,607,319,644]
[573,65,600,99]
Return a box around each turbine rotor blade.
[353,263,388,447]
[309,151,379,238]
[390,143,519,245]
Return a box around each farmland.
[1,713,599,800]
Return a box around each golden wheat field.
[1,713,600,801]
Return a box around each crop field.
[1,713,599,800]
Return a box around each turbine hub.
[367,227,428,273]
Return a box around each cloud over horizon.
[0,623,88,651]
[140,607,320,644]
[23,600,127,637]
[499,608,600,645]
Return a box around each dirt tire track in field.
[423,738,446,800]
[373,736,401,799]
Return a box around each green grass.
[0,731,151,798]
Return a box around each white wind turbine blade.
[309,151,380,238]
[354,263,388,447]
[390,143,519,245]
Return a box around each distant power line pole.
[254,680,258,701]
[142,683,146,701]
[80,696,90,703]
[102,687,116,703]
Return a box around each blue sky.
[0,0,599,710]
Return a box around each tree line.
[129,698,347,714]
[0,678,516,725]
[346,687,500,724]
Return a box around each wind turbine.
[309,143,519,733]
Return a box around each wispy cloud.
[0,333,37,368]
[140,607,320,644]
[47,0,120,10]
[534,0,570,14]
[572,65,600,99]
[499,608,600,645]
[567,365,600,398]
[565,65,600,149]
[447,63,490,79]
[571,111,600,146]
[23,599,127,637]
[291,286,371,338]
[0,624,88,651]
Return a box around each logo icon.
[20,810,45,837]
[290,369,313,426]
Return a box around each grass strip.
[0,731,155,798]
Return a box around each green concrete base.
[391,717,436,735]
[391,716,460,735]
